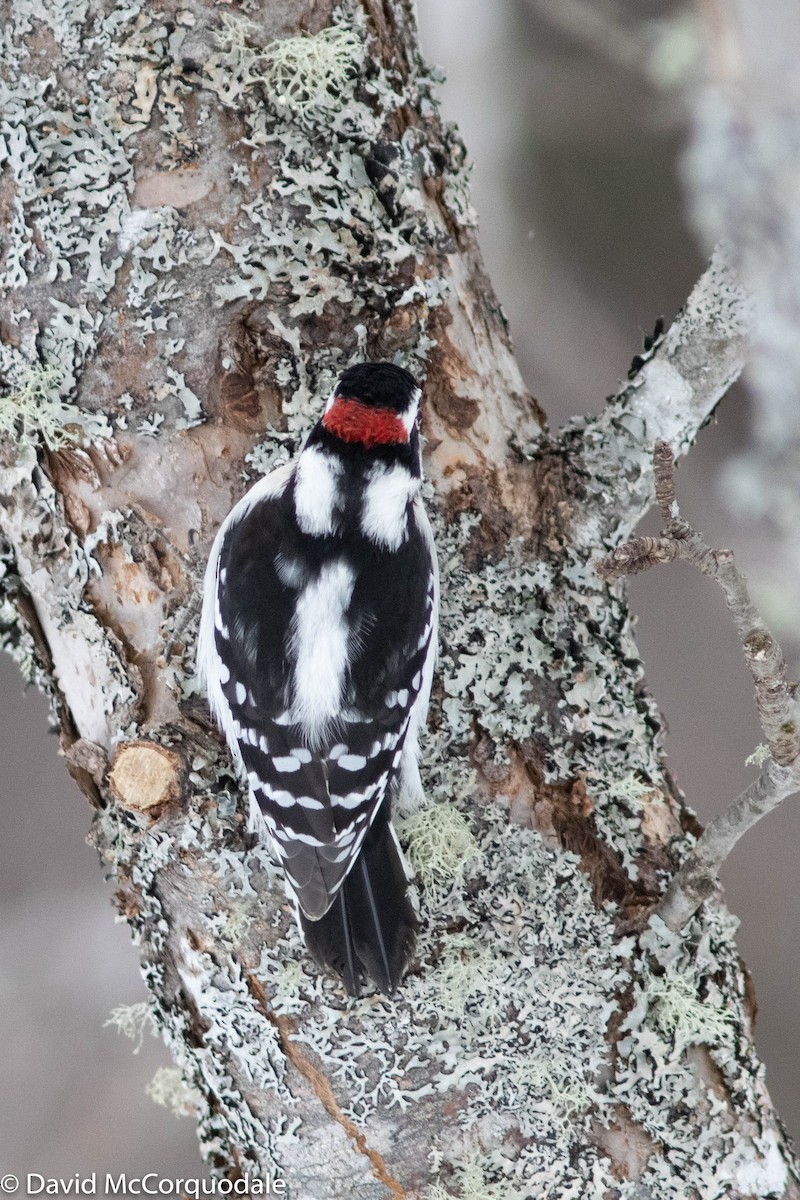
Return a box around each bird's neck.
[292,441,420,548]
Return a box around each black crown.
[335,362,419,412]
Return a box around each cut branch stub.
[109,741,186,817]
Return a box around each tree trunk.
[0,2,795,1197]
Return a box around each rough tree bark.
[0,2,795,1198]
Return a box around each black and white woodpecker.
[198,362,438,995]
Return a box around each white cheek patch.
[323,387,337,414]
[400,387,421,435]
[294,445,342,536]
[360,462,419,550]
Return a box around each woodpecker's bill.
[198,362,438,995]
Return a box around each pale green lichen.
[612,771,656,804]
[146,1066,200,1119]
[217,22,363,117]
[104,1001,158,1054]
[89,487,788,1193]
[399,803,479,895]
[420,932,509,1030]
[427,1154,504,1200]
[583,770,664,879]
[244,432,296,482]
[202,6,452,428]
[256,803,625,1179]
[745,742,770,767]
[0,358,111,450]
[644,971,735,1049]
[93,786,295,1170]
[507,1056,596,1134]
[264,27,361,113]
[0,3,210,440]
[206,895,259,947]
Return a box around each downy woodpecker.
[198,362,438,994]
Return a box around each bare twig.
[597,441,800,930]
[657,762,800,931]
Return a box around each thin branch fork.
[597,441,800,930]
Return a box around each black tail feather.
[299,810,417,996]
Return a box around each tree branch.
[568,245,753,550]
[597,441,800,930]
[657,760,800,932]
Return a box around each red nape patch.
[322,397,409,448]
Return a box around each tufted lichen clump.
[0,358,112,451]
[643,968,735,1048]
[427,1154,505,1200]
[217,18,363,116]
[399,802,479,894]
[146,1067,201,1119]
[105,1001,158,1054]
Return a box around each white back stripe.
[290,559,355,743]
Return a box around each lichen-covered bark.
[0,2,796,1198]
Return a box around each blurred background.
[2,0,797,1176]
